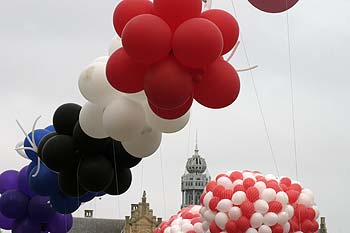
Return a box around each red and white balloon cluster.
[107,0,241,120]
[154,205,204,233]
[199,171,319,233]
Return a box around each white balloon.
[125,91,147,104]
[202,221,209,232]
[79,102,108,138]
[258,225,272,233]
[79,62,119,106]
[247,228,258,233]
[276,192,289,206]
[297,193,313,207]
[181,219,191,225]
[200,206,207,215]
[217,199,232,213]
[232,191,246,205]
[144,102,190,134]
[228,206,241,220]
[261,188,276,202]
[122,126,162,158]
[172,219,182,226]
[217,176,233,190]
[103,97,146,141]
[254,181,267,194]
[204,210,216,222]
[164,227,171,233]
[263,212,278,226]
[265,174,276,181]
[194,222,204,233]
[283,222,290,233]
[277,212,289,225]
[250,213,264,228]
[203,192,213,208]
[190,205,202,214]
[109,35,123,55]
[285,205,294,219]
[254,200,269,214]
[181,223,194,232]
[94,56,109,63]
[215,212,228,230]
[171,225,181,233]
[312,205,319,219]
[243,172,256,180]
[232,179,243,187]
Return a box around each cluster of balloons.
[154,205,203,233]
[37,103,137,201]
[0,167,73,233]
[154,171,319,233]
[200,171,319,233]
[77,0,242,161]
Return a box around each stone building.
[70,191,161,233]
[181,141,210,208]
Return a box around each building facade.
[181,142,210,208]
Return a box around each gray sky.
[0,0,349,232]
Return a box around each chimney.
[84,210,93,218]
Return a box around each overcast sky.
[0,0,349,232]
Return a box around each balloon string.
[140,160,144,197]
[229,0,280,177]
[14,146,37,152]
[226,41,240,62]
[159,146,167,218]
[31,116,42,177]
[31,115,42,148]
[15,119,37,151]
[236,65,258,72]
[112,141,121,218]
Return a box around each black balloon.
[73,123,110,156]
[53,103,81,135]
[104,140,142,169]
[78,155,114,192]
[41,135,75,172]
[37,132,57,159]
[104,168,132,195]
[59,170,87,197]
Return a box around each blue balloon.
[24,129,50,161]
[96,191,106,197]
[79,192,96,202]
[26,162,36,179]
[45,125,56,132]
[29,163,60,196]
[50,192,81,214]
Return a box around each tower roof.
[186,134,207,174]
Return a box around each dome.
[186,148,207,174]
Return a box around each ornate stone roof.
[185,144,207,174]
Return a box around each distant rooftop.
[70,217,125,233]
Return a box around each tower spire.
[195,130,199,155]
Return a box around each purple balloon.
[48,213,73,233]
[13,217,41,233]
[0,170,19,194]
[28,196,55,223]
[18,166,35,197]
[0,212,14,230]
[0,190,29,219]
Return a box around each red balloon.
[173,18,223,69]
[226,220,239,233]
[213,185,225,198]
[209,197,220,212]
[206,180,217,192]
[200,193,205,205]
[267,180,282,192]
[301,219,313,233]
[220,189,234,200]
[294,204,308,221]
[289,183,302,192]
[256,176,267,184]
[236,216,250,231]
[230,171,243,182]
[243,178,255,189]
[280,177,292,187]
[289,218,300,232]
[191,217,201,225]
[268,201,283,213]
[248,0,299,13]
[122,14,172,64]
[240,201,255,218]
[113,0,154,37]
[246,187,260,202]
[233,184,245,193]
[194,59,240,109]
[310,220,319,232]
[106,48,148,93]
[144,56,193,109]
[210,221,222,233]
[153,0,202,31]
[271,224,284,233]
[216,173,229,181]
[148,96,193,120]
[306,208,316,220]
[286,190,299,204]
[201,9,239,55]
